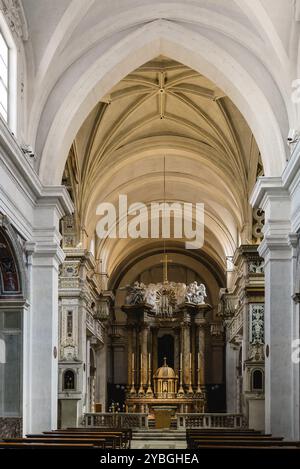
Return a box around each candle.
[132,352,134,369]
[140,353,142,370]
[189,352,192,369]
[198,352,200,369]
[180,352,182,369]
[148,353,151,369]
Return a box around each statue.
[185,281,206,305]
[144,283,158,309]
[125,281,146,305]
[125,279,207,312]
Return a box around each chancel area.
[0,0,300,452]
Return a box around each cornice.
[0,121,74,217]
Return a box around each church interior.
[0,0,300,452]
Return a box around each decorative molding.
[252,208,264,243]
[250,177,288,210]
[0,0,29,40]
[248,259,264,274]
[125,280,207,318]
[249,304,264,345]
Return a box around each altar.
[126,358,205,417]
[122,265,211,422]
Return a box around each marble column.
[197,325,206,386]
[191,324,196,386]
[127,325,133,387]
[251,178,296,439]
[181,323,191,386]
[152,327,158,373]
[174,328,180,373]
[96,340,107,412]
[140,323,149,389]
[226,343,238,413]
[86,338,91,411]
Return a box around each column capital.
[250,176,289,210]
[258,231,299,261]
[36,185,74,219]
[180,319,191,328]
[26,238,65,268]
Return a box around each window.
[252,369,263,392]
[63,370,75,391]
[0,31,8,122]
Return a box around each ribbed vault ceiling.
[63,56,262,279]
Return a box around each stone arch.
[37,19,288,185]
[0,214,28,301]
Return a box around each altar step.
[132,429,187,449]
[133,430,186,440]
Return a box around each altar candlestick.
[138,352,144,395]
[177,352,184,397]
[146,353,153,397]
[188,352,193,395]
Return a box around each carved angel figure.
[144,283,158,309]
[125,281,146,305]
[185,281,207,304]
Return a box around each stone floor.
[131,440,187,449]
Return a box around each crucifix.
[161,252,172,283]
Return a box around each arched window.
[63,370,75,390]
[252,369,263,391]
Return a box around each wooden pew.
[186,428,300,450]
[0,442,94,449]
[187,435,284,441]
[60,427,132,447]
[195,445,300,450]
[42,432,123,448]
[41,429,130,448]
[3,437,108,448]
[66,426,132,439]
[188,439,300,449]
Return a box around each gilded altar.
[122,277,211,417]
